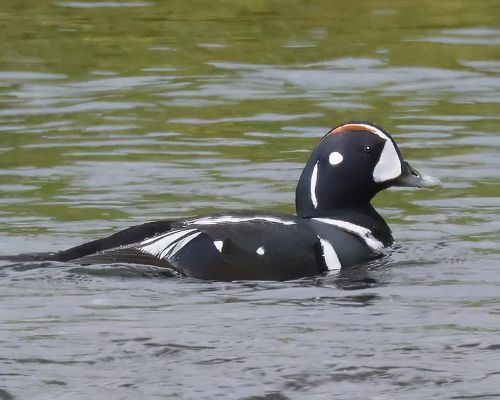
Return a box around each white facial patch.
[328,151,343,166]
[311,160,319,209]
[372,139,402,183]
[331,123,402,183]
[256,246,265,255]
[317,236,341,270]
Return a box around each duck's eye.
[365,146,372,154]
[410,169,420,177]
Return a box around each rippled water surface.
[1,1,499,399]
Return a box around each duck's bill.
[393,161,442,188]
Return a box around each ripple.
[0,72,67,81]
[57,1,153,8]
[0,101,140,117]
[170,113,323,124]
[1,3,500,399]
[416,28,500,46]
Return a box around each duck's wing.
[0,219,177,263]
[69,246,185,277]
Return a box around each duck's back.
[68,213,384,281]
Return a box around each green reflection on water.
[0,0,499,250]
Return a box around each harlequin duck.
[6,122,441,281]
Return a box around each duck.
[6,121,441,281]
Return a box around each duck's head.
[296,121,441,217]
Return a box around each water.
[0,0,499,398]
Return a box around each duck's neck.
[296,199,393,247]
[295,155,378,218]
[294,154,393,246]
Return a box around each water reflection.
[1,0,500,398]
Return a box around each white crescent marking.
[214,240,223,252]
[317,236,341,270]
[311,160,319,209]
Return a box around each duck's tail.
[0,219,177,264]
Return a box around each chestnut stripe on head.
[327,123,390,141]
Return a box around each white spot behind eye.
[372,140,402,183]
[256,246,265,255]
[329,151,343,166]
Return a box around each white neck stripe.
[312,218,384,250]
